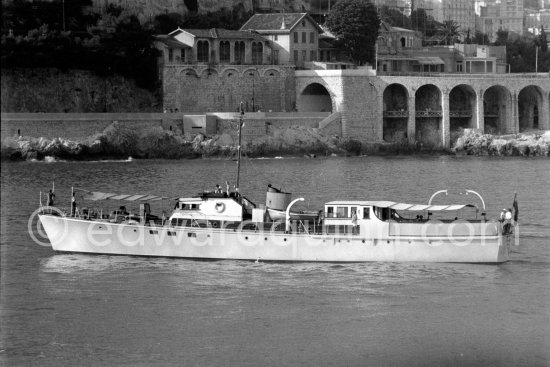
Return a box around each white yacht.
[38,107,518,263]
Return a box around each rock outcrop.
[453,129,550,157]
[1,122,363,161]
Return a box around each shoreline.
[2,126,549,161]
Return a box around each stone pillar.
[377,93,384,142]
[476,88,485,133]
[511,92,519,134]
[407,93,416,145]
[340,102,348,138]
[280,76,286,112]
[539,93,550,130]
[441,89,451,149]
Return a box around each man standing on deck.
[351,211,358,235]
[71,192,77,217]
[47,189,55,206]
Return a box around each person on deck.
[47,190,55,206]
[71,193,77,217]
[351,211,358,235]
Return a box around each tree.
[474,31,490,45]
[380,5,410,29]
[325,0,380,66]
[494,28,508,46]
[437,19,462,45]
[539,26,548,53]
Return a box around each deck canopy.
[325,201,477,211]
[75,188,176,202]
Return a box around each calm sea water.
[1,156,549,366]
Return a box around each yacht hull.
[39,215,511,263]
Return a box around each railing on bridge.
[377,71,549,78]
[416,110,442,118]
[383,110,474,118]
[383,110,408,118]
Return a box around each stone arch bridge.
[295,70,550,148]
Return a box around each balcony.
[450,110,472,118]
[416,110,442,118]
[383,110,408,118]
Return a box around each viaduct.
[295,70,550,148]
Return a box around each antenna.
[235,102,244,193]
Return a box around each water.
[1,156,549,366]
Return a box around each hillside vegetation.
[1,68,159,112]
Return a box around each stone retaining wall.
[0,112,329,141]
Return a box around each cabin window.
[179,203,201,210]
[310,32,315,43]
[171,218,186,227]
[302,32,306,43]
[337,207,348,218]
[326,206,334,218]
[363,207,370,219]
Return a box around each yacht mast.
[236,102,244,192]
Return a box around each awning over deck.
[325,200,476,211]
[75,188,176,202]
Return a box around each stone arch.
[449,84,476,143]
[263,69,280,77]
[200,68,218,78]
[197,40,210,63]
[415,84,442,147]
[252,42,263,64]
[219,41,230,63]
[221,68,239,78]
[518,85,544,131]
[298,82,333,112]
[180,68,198,77]
[483,85,512,134]
[234,41,245,64]
[243,68,259,78]
[382,83,409,142]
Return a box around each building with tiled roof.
[154,27,272,67]
[240,13,324,67]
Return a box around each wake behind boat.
[38,106,518,263]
